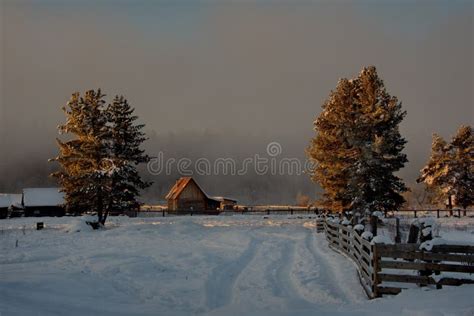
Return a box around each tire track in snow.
[304,229,363,303]
[265,238,314,309]
[205,236,259,310]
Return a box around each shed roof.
[23,188,65,207]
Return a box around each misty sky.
[0,0,472,202]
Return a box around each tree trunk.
[97,187,105,225]
[448,195,453,216]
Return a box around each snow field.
[0,215,473,316]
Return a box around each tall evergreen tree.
[346,67,407,214]
[307,66,407,213]
[418,125,474,209]
[51,90,151,226]
[51,90,111,223]
[306,78,358,211]
[106,95,151,213]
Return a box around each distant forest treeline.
[0,130,317,205]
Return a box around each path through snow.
[0,216,472,316]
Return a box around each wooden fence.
[320,219,474,298]
[392,209,473,218]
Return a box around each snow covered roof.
[23,188,65,207]
[0,194,22,208]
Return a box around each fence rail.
[318,218,474,298]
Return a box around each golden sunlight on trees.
[50,90,151,227]
[418,125,474,210]
[306,66,407,214]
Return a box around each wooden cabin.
[0,194,23,219]
[165,177,237,213]
[23,188,66,217]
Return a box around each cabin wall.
[24,206,65,217]
[173,181,207,211]
[0,207,8,219]
[220,199,237,210]
[206,199,220,211]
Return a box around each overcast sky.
[0,0,472,201]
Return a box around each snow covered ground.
[0,215,473,316]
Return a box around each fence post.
[162,210,165,217]
[414,210,417,218]
[407,223,419,244]
[395,217,401,243]
[437,209,440,218]
[372,244,380,298]
[370,215,378,236]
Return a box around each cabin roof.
[0,194,22,208]
[23,188,65,207]
[165,177,237,203]
[165,177,202,200]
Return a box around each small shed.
[23,188,66,217]
[165,177,237,213]
[0,194,22,219]
[211,197,238,210]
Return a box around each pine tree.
[106,95,151,213]
[51,90,151,226]
[346,67,408,214]
[307,66,407,213]
[51,90,112,223]
[418,125,474,210]
[306,78,358,211]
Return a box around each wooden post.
[414,210,417,218]
[463,209,467,217]
[437,209,440,218]
[407,224,419,245]
[419,221,434,286]
[372,244,380,298]
[267,209,270,215]
[162,210,165,217]
[291,209,294,215]
[370,215,378,236]
[395,217,401,243]
[458,210,461,218]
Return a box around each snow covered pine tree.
[418,125,474,211]
[51,90,151,227]
[307,66,407,214]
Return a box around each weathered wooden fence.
[319,218,474,299]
